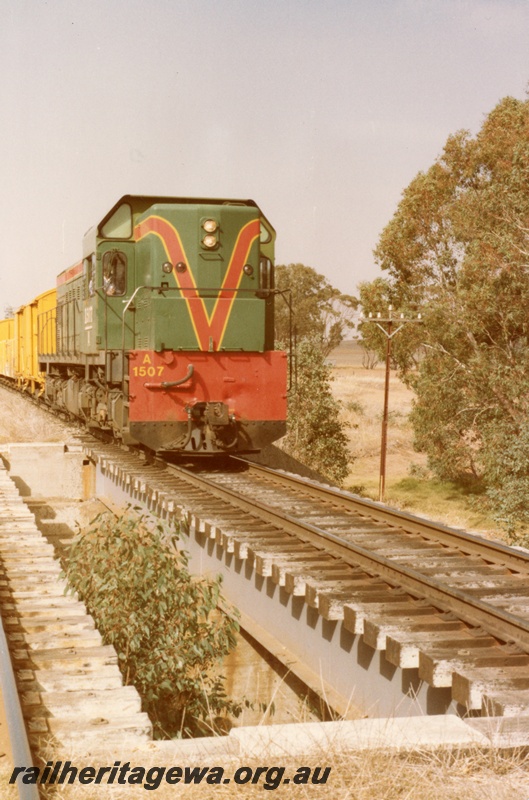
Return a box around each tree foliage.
[275,264,358,355]
[282,337,350,485]
[360,95,529,533]
[65,512,240,738]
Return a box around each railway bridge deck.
[88,442,529,725]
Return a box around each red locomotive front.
[125,196,287,452]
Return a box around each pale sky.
[1,0,528,311]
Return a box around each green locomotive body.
[38,195,287,452]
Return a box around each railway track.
[179,459,529,646]
[86,441,529,718]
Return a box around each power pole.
[360,307,422,503]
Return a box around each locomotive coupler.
[204,402,230,427]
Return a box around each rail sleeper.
[0,462,152,750]
[452,666,529,710]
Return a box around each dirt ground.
[0,385,78,445]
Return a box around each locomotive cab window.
[84,254,96,298]
[103,250,127,296]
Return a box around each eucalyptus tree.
[359,95,529,533]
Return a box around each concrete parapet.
[1,442,87,500]
[228,715,491,757]
[80,714,500,762]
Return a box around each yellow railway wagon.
[0,318,15,378]
[13,288,57,390]
[36,287,57,358]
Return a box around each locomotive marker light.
[175,262,187,273]
[162,262,173,274]
[243,264,254,276]
[202,219,219,248]
[202,233,218,248]
[360,306,422,503]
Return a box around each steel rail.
[0,614,40,800]
[167,463,529,653]
[235,458,529,573]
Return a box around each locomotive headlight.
[202,233,218,248]
[243,264,254,276]
[203,219,218,233]
[162,262,173,274]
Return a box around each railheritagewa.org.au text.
[10,761,332,791]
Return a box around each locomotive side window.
[259,257,274,290]
[103,250,127,296]
[84,254,96,298]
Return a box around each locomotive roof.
[83,194,273,252]
[103,194,266,226]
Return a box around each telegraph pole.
[360,307,422,503]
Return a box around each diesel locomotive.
[0,195,288,453]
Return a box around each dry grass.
[330,343,504,540]
[334,365,420,487]
[0,766,19,800]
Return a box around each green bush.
[346,399,365,415]
[65,511,240,738]
[480,419,529,542]
[283,336,350,485]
